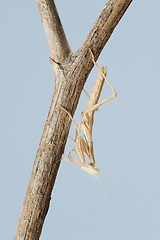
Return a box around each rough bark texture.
[15,0,133,239]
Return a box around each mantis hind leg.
[60,105,79,142]
[83,49,117,114]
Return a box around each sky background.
[1,0,160,239]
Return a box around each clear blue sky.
[1,1,160,239]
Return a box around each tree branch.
[36,0,71,61]
[15,0,133,239]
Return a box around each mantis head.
[81,163,100,175]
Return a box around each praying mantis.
[61,49,117,176]
[61,49,119,211]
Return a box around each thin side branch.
[15,0,133,239]
[36,0,71,62]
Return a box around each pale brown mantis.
[60,49,119,211]
[61,49,117,176]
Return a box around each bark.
[14,0,133,239]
